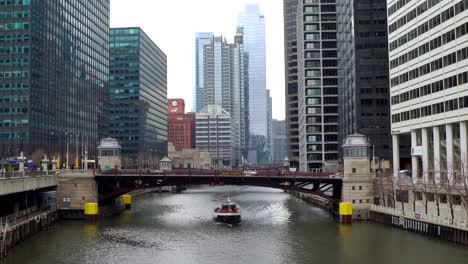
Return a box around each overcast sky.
[110,0,285,120]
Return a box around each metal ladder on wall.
[0,219,8,258]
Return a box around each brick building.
[168,99,195,151]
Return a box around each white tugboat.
[214,198,241,224]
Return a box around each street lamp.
[65,131,70,169]
[0,25,5,158]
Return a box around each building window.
[425,192,435,202]
[439,194,448,204]
[452,195,462,205]
[396,190,409,203]
[414,192,423,201]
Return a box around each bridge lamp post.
[0,25,3,160]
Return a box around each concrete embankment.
[287,191,337,216]
[1,210,57,258]
[369,208,468,246]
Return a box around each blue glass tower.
[109,28,167,167]
[0,0,109,165]
[238,4,269,165]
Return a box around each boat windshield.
[222,204,236,209]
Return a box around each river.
[4,186,468,264]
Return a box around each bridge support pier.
[84,203,98,222]
[122,195,132,210]
[57,171,98,219]
[339,202,353,224]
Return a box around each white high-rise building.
[195,28,249,166]
[389,0,468,183]
[195,105,234,167]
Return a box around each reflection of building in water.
[121,210,132,224]
[83,223,98,239]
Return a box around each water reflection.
[5,186,468,264]
[82,223,98,239]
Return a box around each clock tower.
[167,99,185,114]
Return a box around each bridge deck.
[95,169,341,181]
[94,169,343,207]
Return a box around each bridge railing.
[96,168,341,178]
[0,171,52,180]
[370,204,468,230]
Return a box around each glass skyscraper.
[0,0,109,165]
[238,4,269,165]
[109,28,167,167]
[238,5,267,137]
[194,32,213,113]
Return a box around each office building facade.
[0,0,109,165]
[168,99,195,151]
[283,0,300,169]
[296,0,340,172]
[272,119,286,165]
[336,0,392,161]
[389,0,468,181]
[109,27,167,167]
[195,105,234,167]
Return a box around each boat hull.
[215,214,241,224]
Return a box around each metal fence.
[0,171,54,180]
[370,204,468,230]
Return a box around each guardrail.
[0,206,39,227]
[96,168,342,178]
[0,171,56,180]
[370,204,468,230]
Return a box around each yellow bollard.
[84,203,98,222]
[339,202,353,224]
[122,195,132,210]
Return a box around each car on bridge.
[243,170,258,176]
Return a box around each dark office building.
[0,0,109,165]
[109,28,167,167]
[336,0,391,161]
[283,0,299,169]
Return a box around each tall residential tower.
[199,28,249,165]
[296,0,340,171]
[194,32,213,112]
[283,0,300,169]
